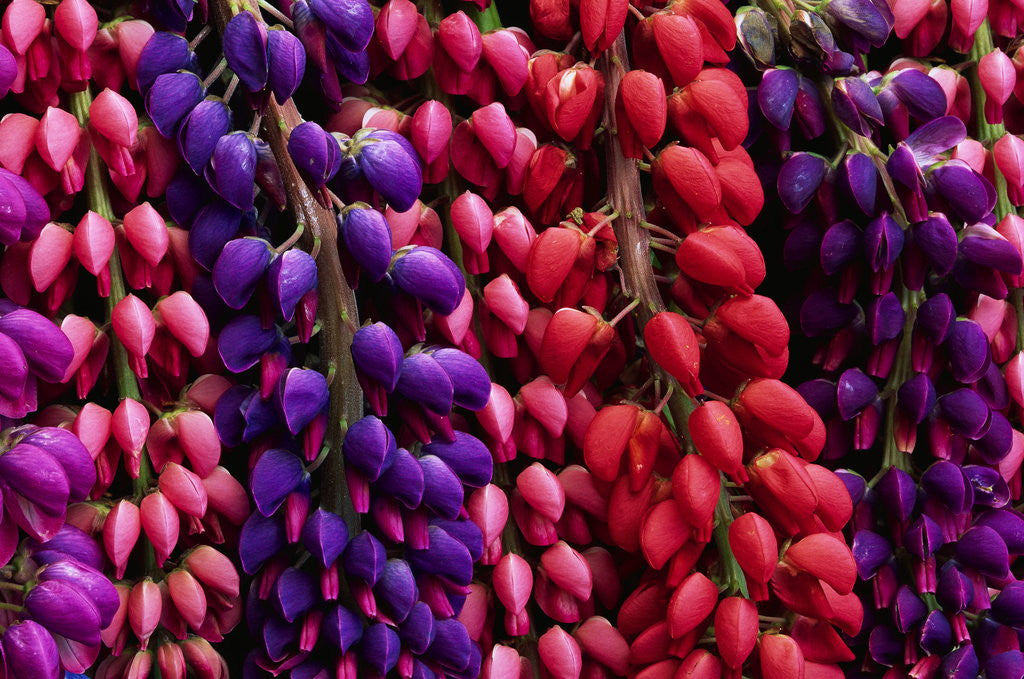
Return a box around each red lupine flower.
[472,102,518,169]
[89,87,137,173]
[640,498,692,570]
[450,190,494,273]
[538,625,583,679]
[128,578,161,650]
[574,616,630,675]
[728,511,778,601]
[802,464,853,532]
[525,223,594,306]
[105,499,141,579]
[702,294,790,390]
[155,291,209,358]
[607,474,657,552]
[678,649,725,679]
[653,143,722,231]
[746,449,820,535]
[113,396,149,477]
[522,143,583,226]
[140,491,178,567]
[530,0,573,41]
[36,105,81,173]
[616,69,667,159]
[688,400,747,482]
[715,596,759,672]
[481,28,530,96]
[409,99,452,166]
[481,274,529,357]
[671,453,719,542]
[580,0,628,54]
[632,12,704,88]
[733,378,825,461]
[584,404,675,490]
[28,221,72,293]
[545,63,605,149]
[979,48,1014,122]
[676,224,765,296]
[758,634,805,679]
[643,311,702,396]
[668,68,748,162]
[72,210,114,295]
[493,552,533,635]
[782,533,857,595]
[713,145,764,226]
[517,461,565,523]
[670,0,737,61]
[667,571,718,638]
[2,0,45,55]
[375,0,419,61]
[538,307,615,396]
[437,10,482,72]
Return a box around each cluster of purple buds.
[0,529,119,678]
[844,463,1024,678]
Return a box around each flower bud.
[667,572,717,638]
[538,625,583,679]
[616,70,667,159]
[644,311,702,397]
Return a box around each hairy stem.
[600,36,694,431]
[600,37,752,593]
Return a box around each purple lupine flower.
[177,98,233,173]
[205,132,258,210]
[212,237,273,309]
[267,29,306,103]
[391,246,466,316]
[223,10,269,93]
[339,205,394,282]
[145,71,205,137]
[3,620,60,679]
[349,128,423,212]
[267,248,318,321]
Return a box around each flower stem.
[599,35,695,434]
[466,2,502,32]
[714,482,750,596]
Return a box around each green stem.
[713,483,749,597]
[0,602,23,612]
[70,90,155,495]
[880,288,923,473]
[466,2,502,32]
